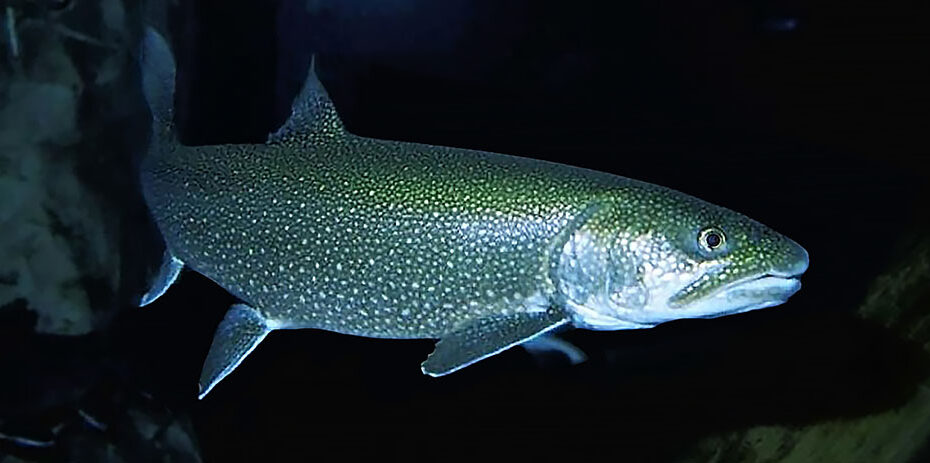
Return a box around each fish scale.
[137,28,808,399]
[144,133,627,339]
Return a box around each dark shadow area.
[182,300,930,461]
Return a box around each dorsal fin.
[267,56,346,144]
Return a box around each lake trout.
[138,28,809,399]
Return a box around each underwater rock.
[0,65,98,334]
[679,394,930,463]
[675,233,930,463]
[0,387,203,463]
[0,1,137,335]
[859,236,930,348]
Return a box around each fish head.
[558,186,809,330]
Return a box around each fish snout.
[775,237,809,278]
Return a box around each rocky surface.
[0,2,199,461]
[0,0,147,335]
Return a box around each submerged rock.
[0,0,141,335]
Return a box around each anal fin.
[199,304,271,399]
[421,309,569,377]
[139,250,184,307]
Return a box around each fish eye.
[698,227,726,251]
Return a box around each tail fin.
[140,27,176,137]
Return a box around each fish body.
[145,133,622,339]
[138,28,808,398]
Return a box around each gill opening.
[546,200,607,306]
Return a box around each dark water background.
[1,0,927,461]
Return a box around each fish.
[137,27,809,399]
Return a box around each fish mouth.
[700,272,802,317]
[671,269,804,319]
[725,274,802,302]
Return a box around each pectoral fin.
[199,304,271,399]
[421,309,569,377]
[522,334,588,365]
